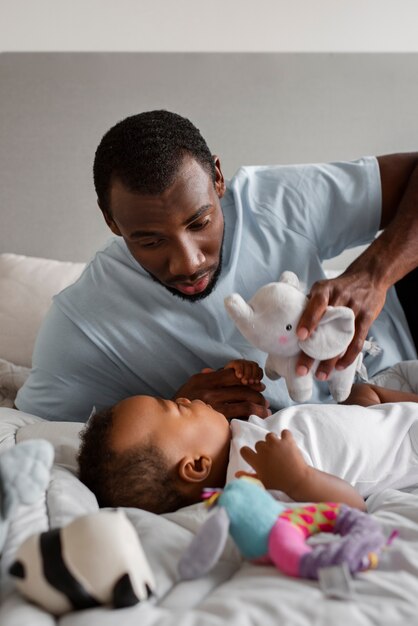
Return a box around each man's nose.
[169,239,205,278]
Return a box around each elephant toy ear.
[300,306,355,361]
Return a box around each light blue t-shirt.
[16,158,417,421]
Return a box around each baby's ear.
[178,456,212,484]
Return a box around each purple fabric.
[300,506,386,579]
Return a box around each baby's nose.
[176,397,192,405]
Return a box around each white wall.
[1,0,418,52]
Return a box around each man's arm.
[296,152,418,380]
[238,431,366,511]
[378,152,418,228]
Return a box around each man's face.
[103,156,226,301]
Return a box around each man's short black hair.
[77,406,190,514]
[93,110,217,213]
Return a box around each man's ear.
[213,156,226,199]
[98,203,122,236]
[178,456,212,484]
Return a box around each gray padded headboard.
[1,53,417,262]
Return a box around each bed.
[2,52,418,624]
[1,252,418,625]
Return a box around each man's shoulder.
[229,163,308,184]
[91,236,134,267]
[54,237,140,309]
[229,158,377,184]
[66,239,136,284]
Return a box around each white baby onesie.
[227,402,418,499]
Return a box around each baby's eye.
[285,324,292,331]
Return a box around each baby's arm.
[238,431,366,511]
[342,382,418,407]
[224,359,264,387]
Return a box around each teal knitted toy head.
[216,478,286,559]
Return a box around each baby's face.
[111,396,231,465]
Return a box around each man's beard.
[148,241,224,303]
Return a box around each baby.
[78,359,418,515]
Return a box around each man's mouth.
[172,272,211,295]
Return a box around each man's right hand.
[295,269,387,380]
[173,368,270,420]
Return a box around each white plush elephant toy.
[225,271,361,403]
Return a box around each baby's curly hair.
[77,406,190,514]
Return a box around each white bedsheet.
[1,408,418,625]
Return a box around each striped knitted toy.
[178,478,390,581]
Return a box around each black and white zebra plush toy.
[10,510,156,615]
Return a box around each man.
[15,110,418,421]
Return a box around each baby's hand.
[224,359,264,387]
[237,430,309,493]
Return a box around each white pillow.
[0,407,83,475]
[0,253,85,367]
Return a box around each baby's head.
[78,396,231,514]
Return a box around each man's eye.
[189,218,210,231]
[139,239,162,248]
